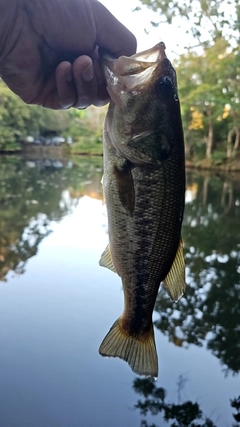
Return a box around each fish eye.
[156,76,174,98]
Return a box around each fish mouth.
[100,42,167,104]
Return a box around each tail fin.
[99,318,158,377]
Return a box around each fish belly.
[99,126,185,377]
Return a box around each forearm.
[0,1,21,71]
[0,0,41,91]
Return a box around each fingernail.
[82,62,94,82]
[65,67,73,83]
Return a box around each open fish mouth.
[100,42,167,102]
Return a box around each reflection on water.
[0,155,103,281]
[133,377,240,426]
[154,171,240,376]
[0,156,239,427]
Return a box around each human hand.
[0,0,136,109]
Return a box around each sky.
[99,0,184,57]
[99,0,237,57]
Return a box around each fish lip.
[99,42,166,71]
[124,42,166,66]
[100,42,166,77]
[100,42,168,102]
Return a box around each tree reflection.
[133,377,240,427]
[155,171,240,374]
[2,160,239,376]
[232,396,240,425]
[0,155,103,281]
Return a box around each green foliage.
[70,136,103,155]
[175,38,240,161]
[211,149,227,164]
[136,0,240,165]
[0,81,30,149]
[136,0,239,45]
[0,79,105,154]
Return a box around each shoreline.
[185,159,240,172]
[1,150,240,172]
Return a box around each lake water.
[0,155,239,427]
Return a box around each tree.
[136,0,239,48]
[0,79,104,152]
[136,0,240,164]
[176,38,230,160]
[0,79,31,149]
[222,46,240,158]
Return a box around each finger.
[47,62,78,109]
[54,61,77,108]
[94,82,109,107]
[56,57,109,109]
[72,56,98,109]
[92,59,109,107]
[36,57,109,110]
[30,62,77,109]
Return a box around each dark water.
[0,155,239,427]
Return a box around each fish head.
[100,43,183,165]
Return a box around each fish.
[98,42,186,378]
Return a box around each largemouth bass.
[99,43,186,378]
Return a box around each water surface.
[0,155,239,427]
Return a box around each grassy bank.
[70,137,103,156]
[185,158,240,172]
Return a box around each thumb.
[92,1,137,57]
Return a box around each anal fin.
[163,238,186,302]
[99,244,117,274]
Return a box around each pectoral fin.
[113,162,135,215]
[163,238,186,302]
[99,244,117,274]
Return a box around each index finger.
[92,1,137,57]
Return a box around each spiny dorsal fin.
[99,317,158,378]
[99,244,117,274]
[163,238,186,302]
